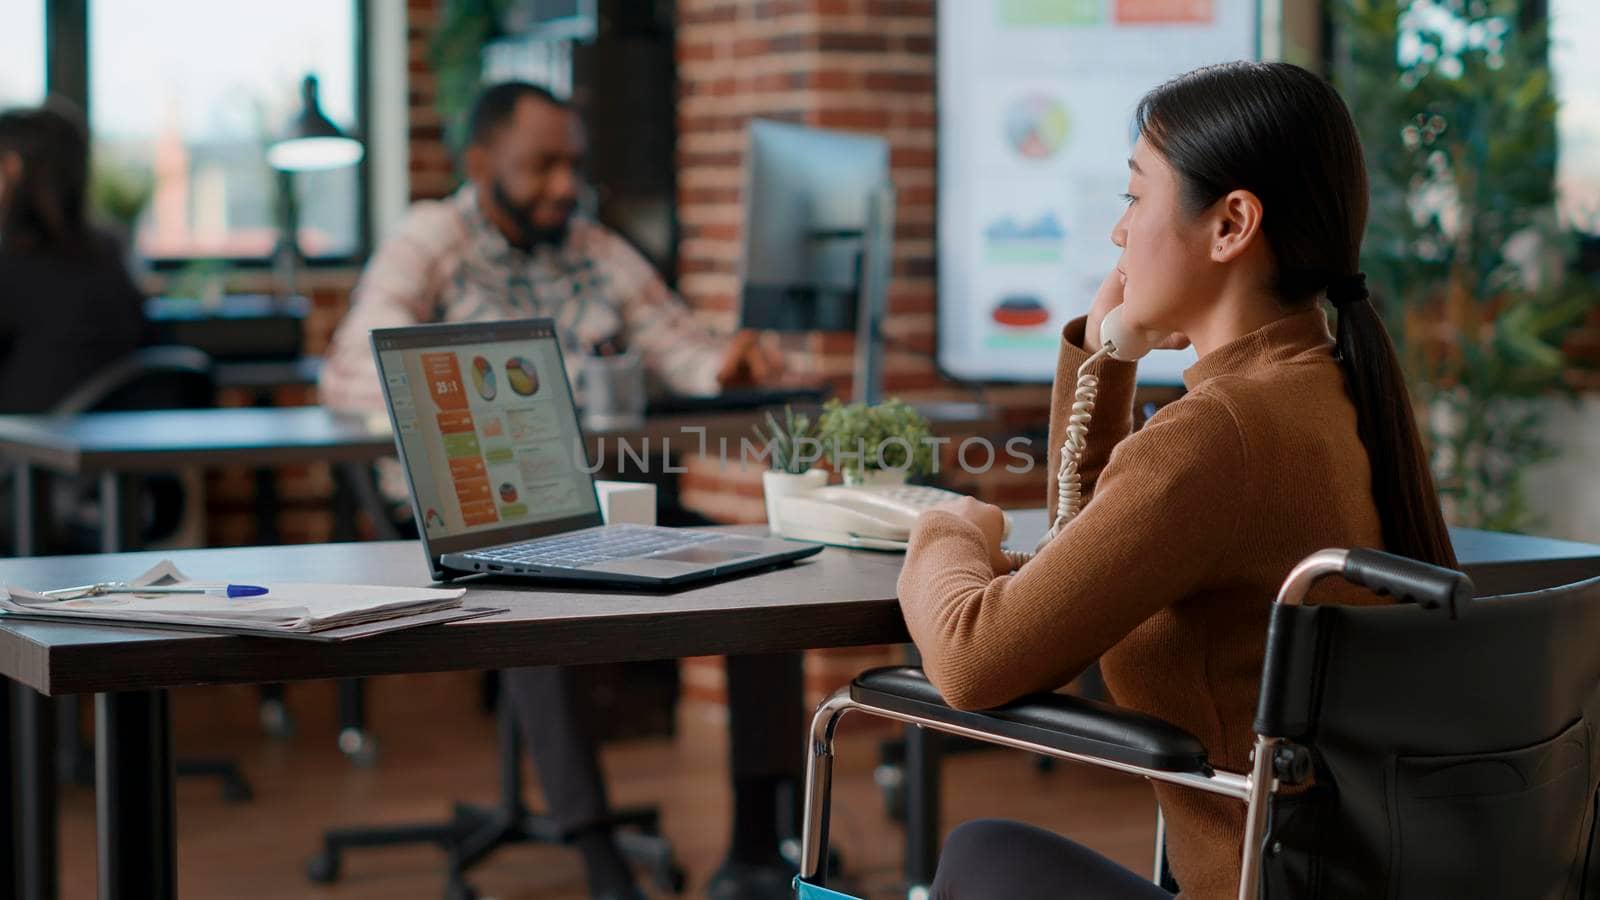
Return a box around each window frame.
[46,0,373,270]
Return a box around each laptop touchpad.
[650,540,764,565]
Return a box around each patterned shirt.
[320,186,725,413]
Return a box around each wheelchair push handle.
[1341,548,1473,614]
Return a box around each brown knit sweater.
[897,308,1391,899]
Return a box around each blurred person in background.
[322,82,807,900]
[0,101,145,413]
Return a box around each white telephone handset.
[772,308,1163,560]
[1000,307,1167,569]
[1100,305,1166,363]
[777,483,1013,551]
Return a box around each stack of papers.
[1,561,486,640]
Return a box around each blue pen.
[40,582,270,600]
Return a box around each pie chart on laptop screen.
[470,356,497,400]
[506,357,541,397]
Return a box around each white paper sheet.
[2,562,465,633]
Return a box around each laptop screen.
[370,318,602,562]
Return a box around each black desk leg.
[96,690,175,900]
[12,463,34,557]
[904,724,941,892]
[98,472,141,555]
[254,469,281,544]
[3,680,14,900]
[13,466,53,558]
[12,682,57,900]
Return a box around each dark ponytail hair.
[0,101,91,255]
[1135,61,1457,569]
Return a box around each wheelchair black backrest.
[1255,576,1600,899]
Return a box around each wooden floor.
[50,672,1157,899]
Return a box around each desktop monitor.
[738,120,892,332]
[737,120,895,401]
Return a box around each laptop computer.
[370,318,823,586]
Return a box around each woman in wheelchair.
[897,61,1457,899]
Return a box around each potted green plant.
[816,397,934,487]
[1331,0,1593,532]
[753,406,827,534]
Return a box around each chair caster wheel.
[339,728,380,768]
[306,852,340,884]
[259,699,294,740]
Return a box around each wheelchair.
[796,548,1600,899]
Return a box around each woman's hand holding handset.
[915,267,1190,575]
[1084,267,1190,358]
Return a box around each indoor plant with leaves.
[753,406,826,534]
[815,398,934,487]
[1331,0,1595,532]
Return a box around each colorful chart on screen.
[1006,94,1070,160]
[937,0,1256,383]
[470,356,497,401]
[506,357,541,397]
[991,294,1052,328]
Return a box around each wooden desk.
[0,535,902,899]
[5,520,1600,899]
[0,407,396,556]
[0,538,905,696]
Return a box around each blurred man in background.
[322,82,808,899]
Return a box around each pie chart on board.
[991,294,1051,328]
[1006,94,1070,160]
[471,356,497,400]
[506,358,540,397]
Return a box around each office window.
[0,2,46,108]
[90,0,363,263]
[1551,0,1600,233]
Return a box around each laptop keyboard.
[471,525,722,569]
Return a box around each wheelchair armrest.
[850,667,1209,773]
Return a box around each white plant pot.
[763,469,828,536]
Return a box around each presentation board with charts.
[936,0,1260,384]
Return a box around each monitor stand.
[852,184,897,405]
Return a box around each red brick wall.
[407,0,456,202]
[675,0,944,400]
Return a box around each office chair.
[797,549,1600,899]
[306,692,686,900]
[50,345,216,551]
[51,344,217,415]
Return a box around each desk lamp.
[266,75,364,304]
